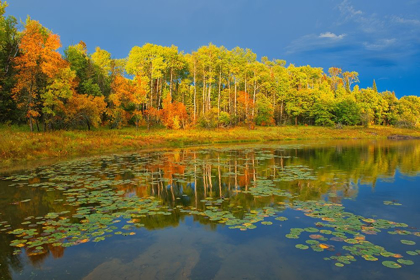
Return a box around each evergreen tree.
[373,79,378,93]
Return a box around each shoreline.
[1,125,420,171]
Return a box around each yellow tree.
[42,66,76,129]
[132,75,147,128]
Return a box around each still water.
[1,139,420,280]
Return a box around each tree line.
[1,2,419,131]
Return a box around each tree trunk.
[29,116,33,132]
[234,77,237,120]
[208,77,212,112]
[253,77,256,118]
[245,75,248,120]
[218,69,222,119]
[150,63,154,109]
[228,78,231,114]
[193,61,197,122]
[157,77,161,109]
[86,119,91,131]
[280,100,283,125]
[170,68,173,100]
[202,70,206,116]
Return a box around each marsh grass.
[1,124,420,168]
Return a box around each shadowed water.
[1,139,420,280]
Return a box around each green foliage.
[334,99,361,125]
[218,111,231,127]
[198,108,219,128]
[397,96,420,128]
[81,79,102,96]
[0,1,19,123]
[373,79,378,93]
[255,93,274,126]
[311,102,335,127]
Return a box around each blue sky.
[6,0,420,97]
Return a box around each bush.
[198,109,219,128]
[218,111,231,127]
[395,118,416,129]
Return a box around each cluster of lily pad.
[287,200,419,268]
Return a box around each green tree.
[334,99,361,125]
[255,93,274,126]
[373,79,378,93]
[0,0,19,123]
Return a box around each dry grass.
[1,125,420,168]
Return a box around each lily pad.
[401,240,416,245]
[295,244,309,250]
[397,259,414,265]
[382,261,401,269]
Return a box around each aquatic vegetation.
[382,261,401,268]
[384,201,402,206]
[401,240,416,246]
[1,143,420,274]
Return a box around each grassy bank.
[1,125,420,168]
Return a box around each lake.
[1,139,420,280]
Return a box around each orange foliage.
[12,20,66,130]
[65,93,106,130]
[160,95,188,129]
[237,91,255,124]
[108,74,134,126]
[110,75,132,108]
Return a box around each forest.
[1,1,420,132]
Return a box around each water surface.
[1,139,420,280]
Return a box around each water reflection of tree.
[1,140,420,274]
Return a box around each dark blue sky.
[6,0,420,97]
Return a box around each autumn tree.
[65,93,106,130]
[108,74,133,128]
[342,71,359,93]
[328,67,342,92]
[398,96,420,128]
[12,19,66,131]
[160,95,188,129]
[41,66,76,129]
[132,75,147,128]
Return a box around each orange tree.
[160,95,188,129]
[12,19,67,131]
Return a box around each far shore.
[1,125,420,170]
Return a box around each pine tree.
[373,79,378,93]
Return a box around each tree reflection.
[0,140,420,277]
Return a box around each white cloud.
[363,39,397,50]
[392,16,420,25]
[286,33,348,54]
[337,0,384,33]
[338,0,362,21]
[319,32,346,40]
